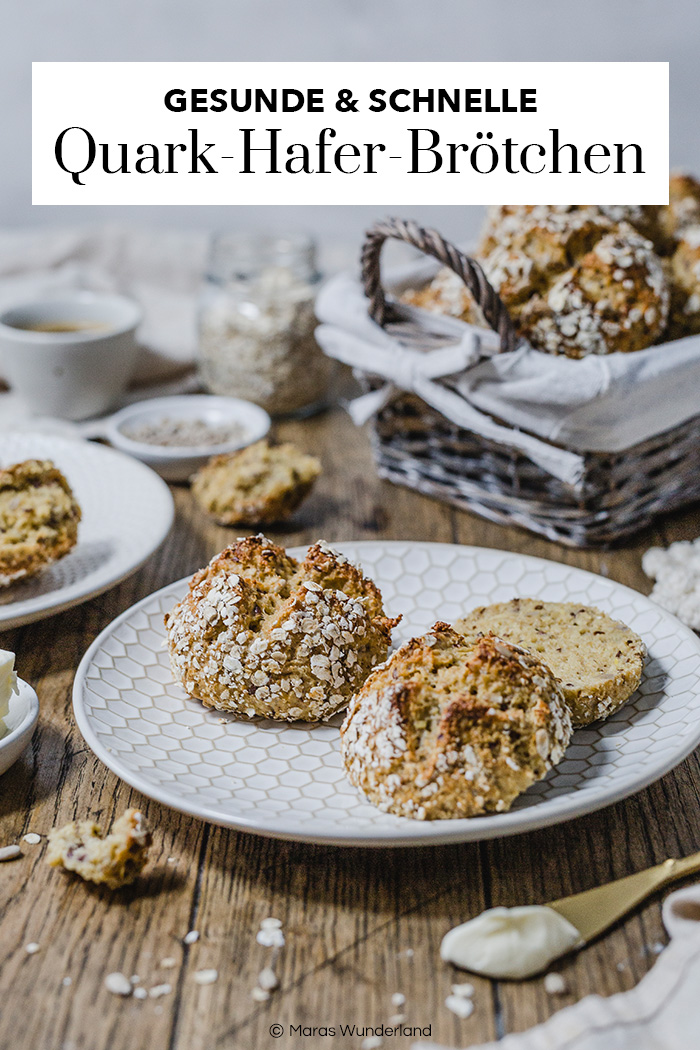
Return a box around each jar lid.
[207,233,318,283]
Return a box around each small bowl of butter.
[0,649,39,776]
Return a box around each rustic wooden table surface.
[1,406,699,1050]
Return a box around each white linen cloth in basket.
[413,882,700,1050]
[315,256,700,488]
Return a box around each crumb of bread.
[46,808,151,890]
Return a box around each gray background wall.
[3,0,697,251]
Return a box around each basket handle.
[361,217,518,354]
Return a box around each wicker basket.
[358,218,700,548]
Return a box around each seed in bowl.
[121,417,247,448]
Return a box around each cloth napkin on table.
[413,882,700,1050]
[0,226,209,387]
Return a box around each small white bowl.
[0,679,39,776]
[98,395,271,481]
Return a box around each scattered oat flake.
[167,857,176,864]
[251,986,270,1002]
[25,943,40,955]
[256,928,285,948]
[389,1013,406,1024]
[260,917,282,930]
[161,957,177,968]
[62,977,72,987]
[0,844,21,861]
[398,948,414,958]
[194,969,218,985]
[149,983,172,998]
[183,930,199,945]
[130,975,140,984]
[544,972,567,995]
[445,994,474,1019]
[258,966,278,991]
[451,982,474,998]
[23,833,41,845]
[134,987,148,1000]
[361,1037,383,1050]
[652,942,665,954]
[105,972,132,996]
[391,992,406,1007]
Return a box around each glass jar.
[197,233,332,416]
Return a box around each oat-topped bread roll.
[517,223,669,357]
[666,225,700,339]
[455,599,646,726]
[401,267,488,328]
[661,173,700,242]
[401,210,669,356]
[478,208,615,295]
[481,210,618,322]
[480,205,665,256]
[591,205,665,249]
[0,459,82,586]
[404,210,614,329]
[165,536,399,722]
[341,625,571,820]
[192,440,321,526]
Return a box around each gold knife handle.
[664,850,700,883]
[547,850,700,945]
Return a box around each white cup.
[0,292,142,420]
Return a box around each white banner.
[32,62,669,206]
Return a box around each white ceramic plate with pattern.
[73,542,700,846]
[0,434,174,630]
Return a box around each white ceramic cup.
[0,292,142,420]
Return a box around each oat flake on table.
[104,972,132,996]
[193,969,218,985]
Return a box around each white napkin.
[0,226,208,384]
[317,314,586,487]
[315,263,700,477]
[413,883,700,1050]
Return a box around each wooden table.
[2,406,699,1050]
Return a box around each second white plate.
[0,433,174,630]
[73,542,700,846]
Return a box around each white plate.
[0,679,39,775]
[73,542,700,847]
[0,434,174,630]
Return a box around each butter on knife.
[442,850,700,980]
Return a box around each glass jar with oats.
[197,233,332,416]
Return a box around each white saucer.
[0,679,39,776]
